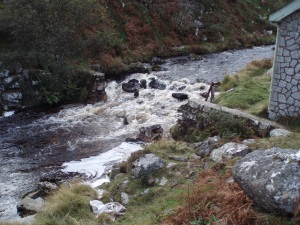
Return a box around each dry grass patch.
[161,162,295,225]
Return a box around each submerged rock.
[233,148,300,214]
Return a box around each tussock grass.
[215,59,272,117]
[33,183,100,225]
[143,140,195,158]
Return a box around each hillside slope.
[0,0,290,106]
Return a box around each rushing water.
[0,46,274,222]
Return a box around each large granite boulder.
[233,148,300,214]
[132,153,165,178]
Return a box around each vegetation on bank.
[215,59,272,117]
[3,140,296,225]
[0,0,290,105]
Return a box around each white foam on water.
[3,111,15,117]
[62,142,142,187]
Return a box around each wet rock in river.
[140,79,147,89]
[172,93,189,101]
[148,78,166,90]
[122,80,140,93]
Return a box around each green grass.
[215,59,272,116]
[97,140,201,225]
[249,133,300,150]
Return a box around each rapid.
[0,46,274,221]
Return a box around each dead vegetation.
[161,163,296,225]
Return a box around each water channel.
[0,46,274,221]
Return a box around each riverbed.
[0,45,274,222]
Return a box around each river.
[0,46,274,222]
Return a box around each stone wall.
[269,10,300,120]
[177,99,283,138]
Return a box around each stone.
[121,192,129,205]
[90,64,101,72]
[4,77,14,84]
[188,53,203,61]
[168,156,189,162]
[171,93,189,101]
[131,153,164,178]
[128,62,150,74]
[134,89,139,98]
[137,124,163,142]
[2,92,22,103]
[38,181,58,192]
[147,174,156,186]
[269,128,291,137]
[17,194,44,216]
[210,142,250,162]
[148,78,166,90]
[140,79,147,89]
[122,80,140,93]
[151,57,165,65]
[159,177,168,186]
[241,139,255,145]
[0,69,9,78]
[193,136,221,158]
[166,162,177,169]
[233,148,300,214]
[90,200,125,215]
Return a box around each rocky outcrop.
[0,62,107,114]
[0,66,42,113]
[87,71,107,103]
[233,148,300,214]
[131,153,165,178]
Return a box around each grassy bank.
[6,140,295,225]
[215,59,272,117]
